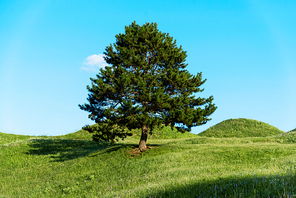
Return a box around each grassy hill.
[63,124,198,141]
[0,131,33,145]
[198,118,284,138]
[1,123,296,197]
[130,124,198,139]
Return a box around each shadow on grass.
[146,172,296,198]
[27,138,162,162]
[26,139,141,162]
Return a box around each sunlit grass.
[1,129,296,197]
[199,118,284,138]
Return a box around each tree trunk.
[139,125,148,150]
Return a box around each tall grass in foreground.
[1,131,296,197]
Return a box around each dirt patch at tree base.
[127,146,157,158]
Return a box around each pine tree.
[79,21,217,150]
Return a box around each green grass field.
[1,119,296,197]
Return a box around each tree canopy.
[79,21,217,150]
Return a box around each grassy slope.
[198,118,284,138]
[1,126,296,197]
[130,124,198,139]
[0,132,33,145]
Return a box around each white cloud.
[81,54,108,71]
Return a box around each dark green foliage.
[199,118,284,138]
[79,21,216,144]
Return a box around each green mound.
[54,129,93,140]
[278,128,296,143]
[0,132,32,145]
[278,131,296,143]
[198,118,284,138]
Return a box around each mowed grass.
[1,125,296,197]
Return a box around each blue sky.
[0,0,295,136]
